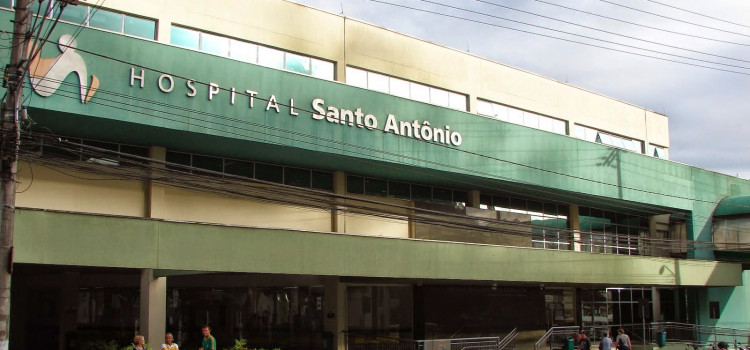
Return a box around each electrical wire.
[366,0,750,75]
[17,131,750,260]
[644,0,750,31]
[23,77,750,235]
[533,0,750,47]
[599,0,750,39]
[464,0,750,64]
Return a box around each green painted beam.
[14,209,742,287]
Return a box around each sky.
[290,0,750,179]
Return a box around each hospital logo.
[28,34,99,103]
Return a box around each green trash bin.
[656,330,667,347]
[566,336,575,350]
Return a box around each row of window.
[170,26,335,80]
[33,133,655,256]
[0,0,157,40]
[575,124,644,154]
[346,67,468,111]
[477,99,567,135]
[1,2,670,161]
[165,151,334,191]
[346,175,469,205]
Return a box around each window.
[345,66,468,111]
[648,144,668,159]
[170,25,335,80]
[55,3,156,40]
[0,0,11,9]
[477,99,567,135]
[575,125,643,153]
[170,26,199,50]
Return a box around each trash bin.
[656,330,667,347]
[566,336,575,350]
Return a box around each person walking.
[600,332,613,350]
[162,332,178,350]
[615,329,631,350]
[199,325,216,350]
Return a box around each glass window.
[224,159,254,178]
[310,58,334,80]
[171,26,199,50]
[0,0,10,9]
[449,92,466,111]
[508,108,524,125]
[411,185,431,202]
[284,167,311,187]
[410,83,429,103]
[59,4,88,24]
[429,87,449,107]
[255,163,283,183]
[88,8,122,32]
[200,32,229,56]
[523,112,539,128]
[346,67,367,88]
[285,52,311,75]
[311,171,333,191]
[123,15,155,39]
[229,39,257,63]
[120,145,149,158]
[552,119,566,135]
[367,72,389,93]
[491,104,509,121]
[390,77,410,98]
[364,178,387,197]
[165,151,191,170]
[538,115,553,132]
[388,181,410,200]
[347,175,364,194]
[258,46,284,69]
[192,155,223,172]
[477,100,493,116]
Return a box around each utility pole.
[0,0,30,348]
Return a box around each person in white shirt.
[162,333,178,350]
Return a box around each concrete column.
[140,269,167,347]
[323,277,346,350]
[568,204,581,251]
[331,171,347,233]
[651,288,661,322]
[59,271,79,350]
[467,190,481,208]
[147,146,167,219]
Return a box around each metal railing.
[535,326,581,350]
[498,328,518,350]
[536,323,750,350]
[650,322,750,349]
[416,336,500,350]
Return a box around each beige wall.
[80,0,669,150]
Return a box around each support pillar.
[140,269,167,346]
[331,171,347,233]
[467,190,481,209]
[323,277,346,350]
[147,146,167,219]
[651,288,661,322]
[59,271,79,350]
[568,204,581,251]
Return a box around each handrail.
[498,328,518,350]
[535,326,581,350]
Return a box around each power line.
[465,0,750,64]
[645,0,750,31]
[366,0,750,76]
[533,0,750,47]
[20,131,750,254]
[599,0,750,39]
[26,74,750,226]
